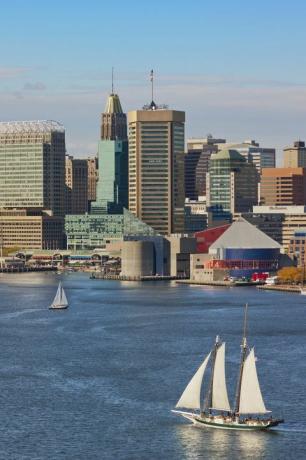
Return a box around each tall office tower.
[95,93,128,213]
[0,120,66,216]
[87,156,98,206]
[100,93,127,140]
[185,137,224,200]
[206,149,259,222]
[283,141,306,167]
[128,107,185,235]
[65,155,88,214]
[260,168,306,205]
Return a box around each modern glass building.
[0,120,66,216]
[206,149,259,223]
[65,208,157,249]
[128,107,185,235]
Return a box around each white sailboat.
[172,304,283,430]
[49,282,69,310]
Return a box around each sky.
[1,0,306,162]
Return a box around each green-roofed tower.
[207,148,259,223]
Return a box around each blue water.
[0,272,305,459]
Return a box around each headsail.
[60,286,68,306]
[239,348,270,414]
[175,352,211,410]
[211,342,231,411]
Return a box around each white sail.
[239,348,270,414]
[211,342,231,411]
[60,286,68,306]
[175,352,211,410]
[51,282,68,307]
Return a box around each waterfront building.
[260,168,306,206]
[206,149,259,223]
[0,209,65,249]
[195,224,231,253]
[65,156,88,214]
[65,208,156,250]
[87,156,98,208]
[253,205,306,252]
[166,234,197,277]
[124,235,170,276]
[283,141,306,168]
[128,106,185,235]
[0,120,66,216]
[95,93,128,213]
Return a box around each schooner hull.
[172,411,283,431]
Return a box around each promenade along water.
[0,272,305,459]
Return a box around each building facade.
[0,209,65,249]
[65,156,88,214]
[283,141,306,168]
[206,149,259,222]
[219,140,275,174]
[0,120,66,216]
[184,136,224,200]
[260,167,306,206]
[128,108,185,235]
[95,93,128,213]
[87,156,98,206]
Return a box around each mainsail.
[52,282,68,307]
[239,348,270,414]
[211,342,231,411]
[175,353,211,410]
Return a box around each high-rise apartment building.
[260,167,306,205]
[0,120,66,216]
[65,155,88,214]
[206,149,259,222]
[128,107,185,235]
[94,93,128,213]
[283,141,306,168]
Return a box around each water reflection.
[175,421,270,459]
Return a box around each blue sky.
[1,0,306,160]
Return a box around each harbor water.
[0,272,305,459]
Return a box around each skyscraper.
[128,107,185,235]
[0,120,66,216]
[206,149,259,222]
[95,93,128,213]
[65,155,88,214]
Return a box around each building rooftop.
[209,217,281,250]
[104,94,124,114]
[0,120,65,134]
[210,148,245,161]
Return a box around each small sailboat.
[49,282,69,310]
[172,304,283,430]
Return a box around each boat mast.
[234,303,248,415]
[203,335,220,413]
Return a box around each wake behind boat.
[49,282,69,310]
[172,304,283,431]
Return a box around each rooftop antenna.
[111,67,114,94]
[150,69,154,102]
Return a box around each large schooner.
[49,282,69,310]
[172,304,284,430]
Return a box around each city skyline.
[1,1,306,159]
